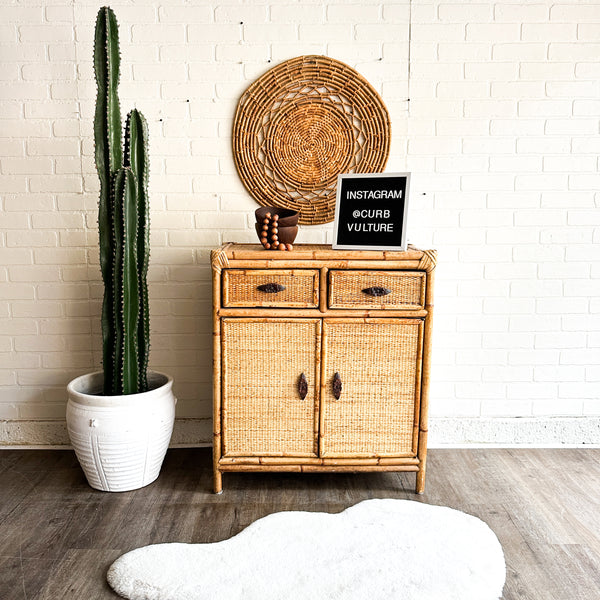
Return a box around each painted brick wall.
[0,0,598,446]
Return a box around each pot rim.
[254,206,299,226]
[67,370,174,407]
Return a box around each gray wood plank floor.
[1,448,599,599]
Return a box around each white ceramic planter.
[66,371,176,492]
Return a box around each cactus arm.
[124,110,151,391]
[94,6,122,394]
[112,167,140,395]
[94,6,122,281]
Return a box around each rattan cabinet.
[211,244,436,494]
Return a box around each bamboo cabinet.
[211,244,436,494]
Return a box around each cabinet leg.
[416,465,426,495]
[213,470,223,494]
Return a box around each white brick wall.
[0,0,598,446]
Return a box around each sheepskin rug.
[107,499,505,600]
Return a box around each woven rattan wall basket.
[233,55,391,225]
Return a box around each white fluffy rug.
[107,499,505,600]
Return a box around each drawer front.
[328,270,425,310]
[222,269,320,308]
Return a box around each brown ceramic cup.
[255,207,299,246]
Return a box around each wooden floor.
[1,448,599,599]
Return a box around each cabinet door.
[221,318,321,457]
[320,319,423,458]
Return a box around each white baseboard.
[428,417,600,447]
[1,417,599,449]
[0,418,212,449]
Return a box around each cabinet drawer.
[222,269,319,308]
[328,270,425,310]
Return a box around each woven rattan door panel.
[328,270,425,310]
[221,318,321,457]
[320,319,423,458]
[222,269,319,308]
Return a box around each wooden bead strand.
[260,212,292,251]
[271,213,280,249]
[260,213,272,250]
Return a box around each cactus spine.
[94,7,150,395]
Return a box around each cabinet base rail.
[219,456,420,465]
[218,464,420,472]
[214,463,424,495]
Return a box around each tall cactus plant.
[94,6,150,395]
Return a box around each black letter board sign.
[332,172,410,251]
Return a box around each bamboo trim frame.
[218,464,420,473]
[211,255,223,494]
[218,456,421,466]
[211,243,436,494]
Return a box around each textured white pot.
[66,371,176,492]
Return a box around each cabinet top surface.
[213,243,436,266]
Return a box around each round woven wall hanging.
[233,55,391,225]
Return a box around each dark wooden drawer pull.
[298,373,308,400]
[332,372,342,400]
[257,283,286,293]
[362,286,392,297]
